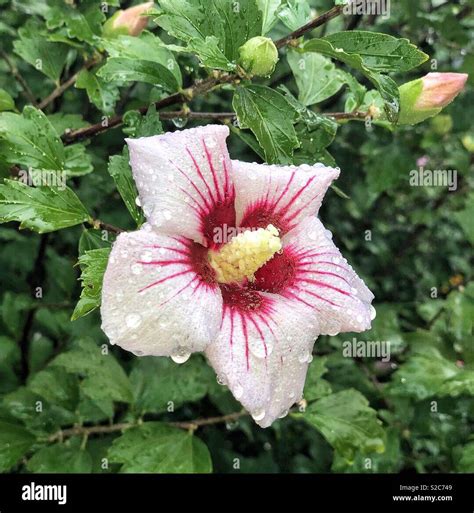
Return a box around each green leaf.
[28,366,79,412]
[303,356,332,402]
[108,422,212,473]
[323,31,429,72]
[13,23,69,82]
[27,441,92,473]
[0,421,36,472]
[0,336,20,394]
[257,0,282,35]
[287,50,346,106]
[76,69,120,115]
[47,113,89,135]
[72,248,111,321]
[52,338,133,409]
[130,356,213,414]
[301,389,386,461]
[0,89,15,112]
[277,0,311,31]
[388,346,474,400]
[154,0,262,68]
[107,149,144,226]
[1,292,31,338]
[0,180,90,233]
[122,105,163,138]
[64,144,94,177]
[78,228,112,256]
[0,107,65,171]
[233,85,299,164]
[45,0,104,45]
[301,37,403,122]
[101,32,182,89]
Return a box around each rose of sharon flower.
[101,125,375,427]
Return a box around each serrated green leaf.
[0,180,90,233]
[98,32,181,90]
[233,85,299,163]
[277,0,311,31]
[130,356,213,414]
[301,389,386,461]
[155,0,262,69]
[304,356,332,402]
[27,441,92,473]
[107,149,144,226]
[324,31,429,72]
[13,23,69,82]
[257,0,282,35]
[287,50,346,106]
[72,248,111,320]
[0,421,36,472]
[52,338,133,408]
[389,346,474,400]
[76,69,120,115]
[301,37,402,122]
[108,422,212,473]
[0,107,65,171]
[78,228,112,256]
[122,105,163,138]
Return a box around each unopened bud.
[103,1,154,38]
[398,72,468,125]
[238,36,279,77]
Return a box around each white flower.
[101,125,375,427]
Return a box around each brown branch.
[89,218,125,234]
[275,4,344,48]
[159,110,237,121]
[1,49,38,106]
[38,59,99,110]
[61,4,347,145]
[46,411,247,442]
[325,111,369,120]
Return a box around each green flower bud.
[238,36,279,77]
[398,72,468,125]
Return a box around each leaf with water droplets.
[0,420,36,472]
[108,422,212,473]
[72,248,111,321]
[299,389,386,461]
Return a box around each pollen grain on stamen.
[208,224,282,284]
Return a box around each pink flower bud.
[415,72,468,110]
[107,2,154,37]
[398,72,468,125]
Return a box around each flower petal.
[253,216,375,334]
[126,125,235,247]
[232,160,339,235]
[101,225,222,357]
[205,285,319,428]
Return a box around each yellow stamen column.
[209,225,282,284]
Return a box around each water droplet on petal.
[126,313,142,329]
[251,409,265,421]
[370,305,377,320]
[278,409,289,419]
[135,196,142,207]
[171,347,191,364]
[131,263,142,275]
[216,374,226,386]
[172,117,188,128]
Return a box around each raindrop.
[216,374,226,386]
[135,196,142,207]
[251,409,265,421]
[172,117,188,129]
[370,305,377,320]
[141,251,153,263]
[131,263,142,275]
[171,347,191,364]
[125,313,142,329]
[278,409,289,419]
